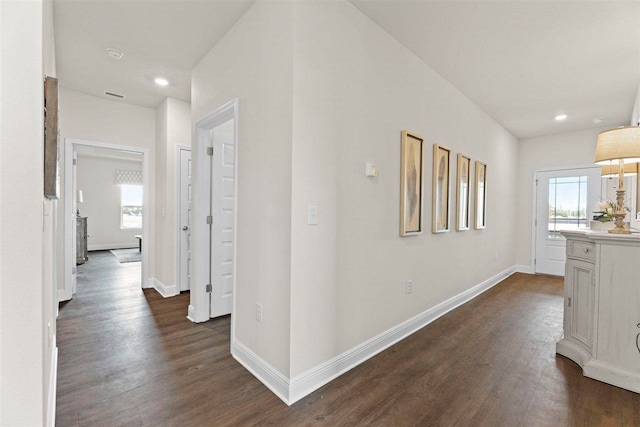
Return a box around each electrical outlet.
[256,303,263,322]
[405,280,413,295]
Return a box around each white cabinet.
[557,231,640,394]
[564,258,594,352]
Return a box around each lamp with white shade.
[594,126,640,234]
[76,189,84,216]
[601,163,638,178]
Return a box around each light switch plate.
[256,303,263,322]
[308,205,318,225]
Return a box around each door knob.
[182,226,189,231]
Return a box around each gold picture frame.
[456,153,471,231]
[432,144,451,233]
[400,131,424,236]
[475,161,487,229]
[44,76,59,199]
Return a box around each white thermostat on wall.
[366,162,378,177]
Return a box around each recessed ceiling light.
[154,77,169,86]
[106,48,124,60]
[555,114,568,121]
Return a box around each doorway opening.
[62,139,150,301]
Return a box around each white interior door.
[210,119,235,318]
[71,149,78,296]
[179,148,192,292]
[535,166,601,276]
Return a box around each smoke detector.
[106,48,124,60]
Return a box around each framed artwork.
[456,153,471,231]
[44,76,59,199]
[475,161,487,229]
[432,144,451,233]
[400,131,424,236]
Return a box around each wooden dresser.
[76,216,88,265]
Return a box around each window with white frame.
[121,184,143,229]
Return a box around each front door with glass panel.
[535,167,601,276]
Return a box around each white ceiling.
[54,0,639,139]
[350,0,640,139]
[53,0,255,108]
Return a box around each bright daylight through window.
[548,176,588,239]
[121,184,142,229]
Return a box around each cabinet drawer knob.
[584,248,590,253]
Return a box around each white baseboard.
[287,265,516,404]
[232,266,516,406]
[88,243,137,251]
[47,337,57,427]
[187,305,197,322]
[149,278,177,298]
[232,340,291,405]
[516,264,534,274]
[57,289,71,302]
[556,338,591,367]
[584,359,640,393]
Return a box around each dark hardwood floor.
[57,254,640,426]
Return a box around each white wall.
[58,87,156,287]
[192,0,294,375]
[42,0,58,422]
[289,1,519,377]
[154,98,191,291]
[193,0,519,383]
[631,84,640,126]
[0,0,48,424]
[515,126,613,267]
[155,100,168,286]
[77,155,143,249]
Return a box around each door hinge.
[568,297,572,307]
[535,219,537,226]
[206,215,213,224]
[207,147,213,156]
[73,159,77,165]
[534,258,537,266]
[206,284,212,293]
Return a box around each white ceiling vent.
[104,91,125,99]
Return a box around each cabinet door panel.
[566,259,594,351]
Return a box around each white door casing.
[534,166,601,276]
[178,148,192,292]
[209,120,235,318]
[190,98,238,324]
[62,138,150,302]
[71,149,78,296]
